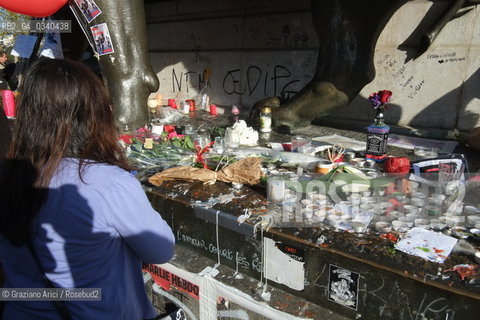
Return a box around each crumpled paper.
[148,157,262,186]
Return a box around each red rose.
[118,134,133,144]
[380,90,392,104]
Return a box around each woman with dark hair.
[0,58,174,320]
[0,106,11,159]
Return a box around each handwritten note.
[395,228,457,264]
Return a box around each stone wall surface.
[145,0,480,132]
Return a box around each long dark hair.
[0,58,131,246]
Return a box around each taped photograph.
[90,23,114,56]
[75,0,102,23]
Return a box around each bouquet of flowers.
[368,90,392,110]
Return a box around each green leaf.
[184,137,195,150]
[371,176,395,189]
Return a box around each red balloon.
[0,0,67,17]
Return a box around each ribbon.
[194,140,214,169]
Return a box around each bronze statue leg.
[254,0,407,131]
[72,0,159,130]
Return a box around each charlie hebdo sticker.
[75,0,102,23]
[90,23,114,56]
[328,265,359,310]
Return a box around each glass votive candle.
[424,205,441,217]
[193,137,208,149]
[406,213,421,221]
[151,124,164,135]
[464,206,478,215]
[335,201,351,215]
[213,137,225,154]
[225,132,240,149]
[409,181,420,191]
[430,219,447,230]
[431,193,446,202]
[183,124,195,136]
[467,215,480,226]
[389,211,404,219]
[414,219,430,228]
[281,201,296,213]
[360,203,374,213]
[302,208,314,220]
[301,199,314,207]
[327,215,341,227]
[383,214,395,222]
[411,198,426,207]
[403,205,419,214]
[349,196,361,206]
[379,201,394,210]
[351,221,367,233]
[361,197,375,204]
[411,192,427,199]
[392,220,408,231]
[373,204,386,215]
[313,210,327,222]
[291,135,311,153]
[267,175,286,203]
[399,216,415,227]
[375,221,392,233]
[307,193,328,205]
[362,190,372,197]
[445,216,456,228]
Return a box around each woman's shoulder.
[58,158,135,187]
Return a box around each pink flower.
[136,126,149,133]
[167,131,185,139]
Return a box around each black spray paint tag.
[328,264,359,310]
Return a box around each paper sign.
[90,23,114,56]
[11,35,38,58]
[395,227,458,263]
[75,0,102,22]
[40,28,64,59]
[264,237,305,291]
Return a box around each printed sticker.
[90,23,114,56]
[328,265,359,310]
[75,0,102,23]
